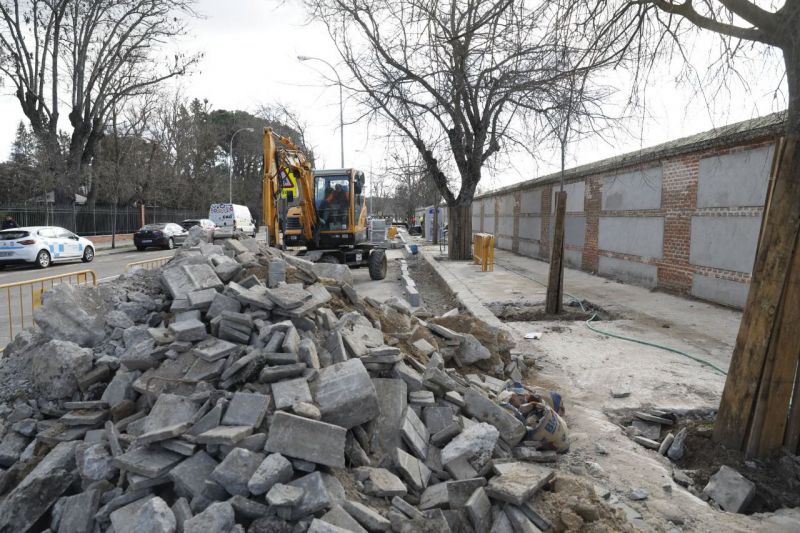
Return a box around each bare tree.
[306,0,615,259]
[0,0,199,203]
[573,0,798,458]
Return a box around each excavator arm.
[261,127,316,245]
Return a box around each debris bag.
[502,383,565,416]
[530,386,565,416]
[526,403,570,453]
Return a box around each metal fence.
[0,205,207,236]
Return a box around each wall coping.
[476,111,785,200]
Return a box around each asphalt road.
[0,246,176,349]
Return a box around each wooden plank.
[545,192,566,315]
[714,136,800,451]
[746,226,800,457]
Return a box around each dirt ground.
[406,257,462,315]
[412,245,800,533]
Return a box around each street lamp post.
[298,55,345,168]
[229,127,255,203]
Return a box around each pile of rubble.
[0,230,573,533]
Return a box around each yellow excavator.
[261,127,387,280]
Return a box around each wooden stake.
[546,192,567,315]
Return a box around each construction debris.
[0,234,575,532]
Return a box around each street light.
[298,55,345,168]
[229,127,255,203]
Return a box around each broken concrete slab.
[485,462,555,505]
[265,412,346,469]
[441,422,499,472]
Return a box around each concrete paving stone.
[409,391,436,406]
[393,362,424,392]
[504,504,541,533]
[391,496,425,520]
[211,447,265,496]
[702,465,756,513]
[202,478,230,501]
[278,283,332,318]
[343,500,391,532]
[632,419,661,440]
[175,310,202,323]
[324,331,349,364]
[183,356,226,382]
[221,392,270,428]
[171,497,193,530]
[221,351,259,381]
[235,432,268,451]
[228,494,271,520]
[56,488,101,533]
[160,438,197,456]
[485,462,555,505]
[431,422,463,447]
[424,406,457,434]
[263,330,286,352]
[489,508,514,533]
[308,518,352,533]
[447,478,488,509]
[264,351,300,365]
[207,292,241,319]
[311,358,379,429]
[143,394,200,434]
[259,363,307,383]
[101,370,140,408]
[441,422,499,472]
[279,471,336,521]
[186,402,224,437]
[299,338,320,369]
[659,433,675,455]
[267,483,306,506]
[183,501,235,533]
[369,379,408,461]
[237,286,275,310]
[193,337,239,362]
[394,447,432,492]
[113,445,184,478]
[667,427,688,461]
[127,472,173,492]
[109,495,157,533]
[219,323,251,344]
[465,487,491,532]
[635,411,674,426]
[633,436,660,449]
[272,378,313,410]
[292,401,322,420]
[322,505,369,533]
[195,425,253,445]
[169,318,207,342]
[137,420,194,445]
[265,412,346,468]
[423,367,467,395]
[463,389,525,447]
[282,326,301,353]
[188,288,217,311]
[59,409,108,427]
[266,284,312,309]
[132,496,176,533]
[248,453,294,495]
[419,483,449,510]
[445,456,480,480]
[214,260,243,283]
[361,467,408,497]
[401,406,430,460]
[412,338,436,357]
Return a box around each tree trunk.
[546,192,567,314]
[447,203,472,260]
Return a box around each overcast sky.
[0,0,787,194]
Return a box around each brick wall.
[470,123,780,309]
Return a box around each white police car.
[0,226,95,269]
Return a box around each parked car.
[209,203,257,237]
[180,218,217,231]
[0,226,94,269]
[134,223,187,251]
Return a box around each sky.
[0,1,788,195]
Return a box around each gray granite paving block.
[343,500,391,532]
[143,394,200,433]
[463,389,526,447]
[703,465,756,513]
[0,441,79,532]
[272,377,313,410]
[259,363,307,383]
[369,379,407,461]
[57,489,101,533]
[394,447,431,492]
[264,351,300,365]
[169,318,207,342]
[311,358,379,429]
[465,487,491,532]
[221,392,270,427]
[401,406,430,460]
[188,288,217,311]
[109,495,157,533]
[193,337,239,362]
[265,412,346,468]
[322,505,369,533]
[485,462,555,505]
[211,447,265,496]
[207,292,241,319]
[267,483,306,506]
[248,453,294,495]
[114,445,184,478]
[195,425,253,445]
[280,471,335,521]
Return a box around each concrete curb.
[419,249,509,332]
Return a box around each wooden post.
[713,135,800,455]
[546,192,567,314]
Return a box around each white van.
[209,204,257,237]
